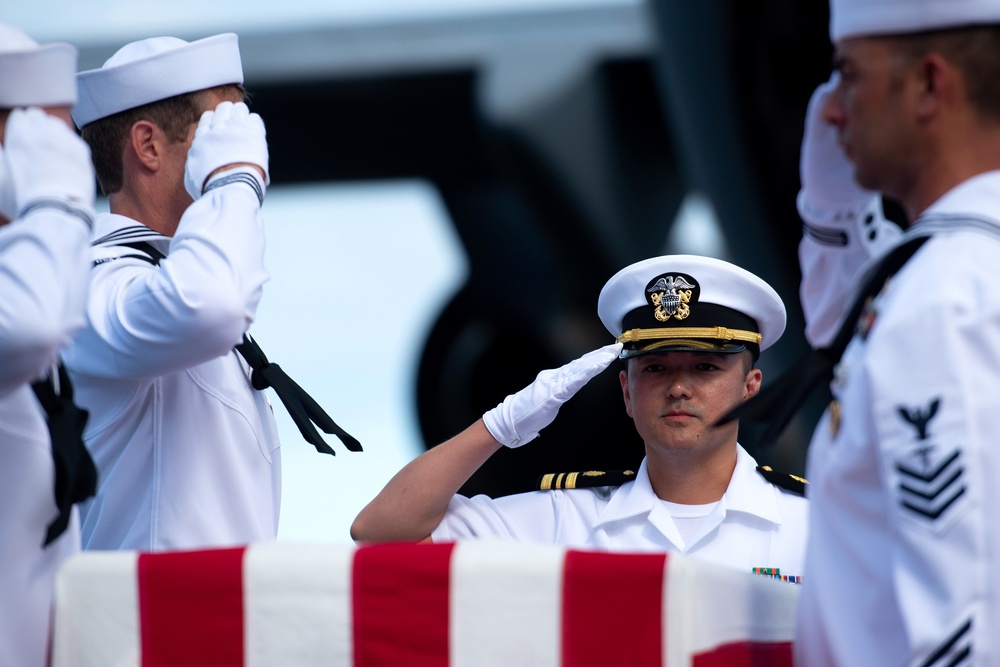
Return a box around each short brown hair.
[890,25,1000,123]
[81,84,245,194]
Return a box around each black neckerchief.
[718,234,931,444]
[32,363,97,546]
[118,240,362,456]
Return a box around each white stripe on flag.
[450,540,563,667]
[51,551,140,667]
[244,542,354,667]
[663,556,800,667]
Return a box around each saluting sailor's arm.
[797,75,901,348]
[0,109,93,395]
[351,419,501,543]
[351,342,622,543]
[69,102,270,379]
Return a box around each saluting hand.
[184,101,269,201]
[797,73,880,227]
[483,342,623,448]
[0,107,94,224]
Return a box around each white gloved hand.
[0,147,14,221]
[184,101,269,201]
[797,75,902,348]
[483,342,623,448]
[2,107,95,223]
[797,73,880,228]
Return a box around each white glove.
[1,107,95,223]
[483,342,623,448]
[797,75,902,348]
[184,101,269,202]
[797,73,881,229]
[0,147,13,221]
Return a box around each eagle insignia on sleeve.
[893,397,967,524]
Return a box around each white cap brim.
[74,33,243,128]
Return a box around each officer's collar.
[593,446,783,527]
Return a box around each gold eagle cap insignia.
[647,275,695,322]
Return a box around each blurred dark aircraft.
[80,0,835,497]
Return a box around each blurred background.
[13,0,836,543]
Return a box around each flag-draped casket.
[51,540,799,666]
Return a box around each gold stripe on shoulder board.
[539,473,556,491]
[536,470,636,491]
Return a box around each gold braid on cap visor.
[617,326,761,349]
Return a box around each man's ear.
[128,120,161,172]
[744,367,763,400]
[619,369,634,418]
[914,52,952,123]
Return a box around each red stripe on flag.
[353,542,455,667]
[138,547,246,667]
[562,550,666,667]
[692,641,794,667]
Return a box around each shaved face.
[825,37,930,208]
[620,350,761,457]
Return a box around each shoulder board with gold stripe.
[756,465,808,497]
[536,469,637,491]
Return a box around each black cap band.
[620,303,761,359]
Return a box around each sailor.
[0,23,96,666]
[66,33,292,550]
[785,0,1000,663]
[352,254,808,577]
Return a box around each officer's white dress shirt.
[433,445,808,577]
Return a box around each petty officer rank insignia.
[536,470,637,491]
[890,396,968,527]
[646,273,697,322]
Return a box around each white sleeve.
[66,179,268,379]
[432,491,561,543]
[798,195,902,347]
[0,208,90,396]
[867,239,996,662]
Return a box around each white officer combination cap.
[73,33,243,128]
[831,0,1000,41]
[598,254,786,360]
[0,23,77,108]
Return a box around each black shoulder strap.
[756,465,807,497]
[31,363,98,546]
[118,240,361,456]
[719,234,930,445]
